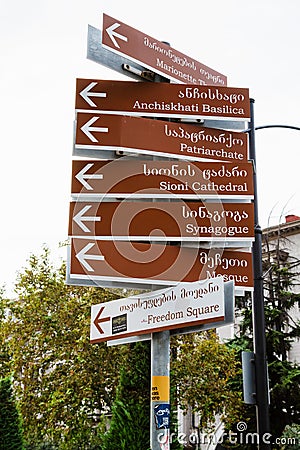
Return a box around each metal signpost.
[65,13,269,449]
[90,277,234,449]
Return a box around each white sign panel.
[90,277,226,343]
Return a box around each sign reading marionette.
[101,14,227,86]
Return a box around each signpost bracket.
[122,63,155,82]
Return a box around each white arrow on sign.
[73,205,101,233]
[76,242,105,272]
[75,163,103,190]
[80,116,109,143]
[80,82,107,107]
[105,22,128,49]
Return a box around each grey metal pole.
[249,99,271,449]
[151,331,171,450]
[150,51,172,450]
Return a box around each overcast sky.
[1,0,300,296]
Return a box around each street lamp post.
[248,103,300,449]
[249,99,271,450]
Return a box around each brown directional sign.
[75,78,250,121]
[67,239,253,291]
[75,113,249,162]
[71,159,254,200]
[68,200,254,242]
[102,14,227,86]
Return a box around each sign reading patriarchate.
[75,78,250,121]
[102,14,227,86]
[90,277,228,343]
[74,113,249,162]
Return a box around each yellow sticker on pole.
[151,376,170,402]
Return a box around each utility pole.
[249,99,271,450]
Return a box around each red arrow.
[94,306,110,334]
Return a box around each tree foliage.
[0,245,247,448]
[100,341,151,450]
[0,376,24,450]
[0,246,127,449]
[171,330,243,431]
[279,423,300,449]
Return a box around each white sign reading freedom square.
[90,277,228,343]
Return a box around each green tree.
[171,331,243,432]
[0,246,126,449]
[100,341,151,450]
[100,340,182,450]
[0,245,252,448]
[0,376,24,450]
[0,286,12,379]
[279,423,300,449]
